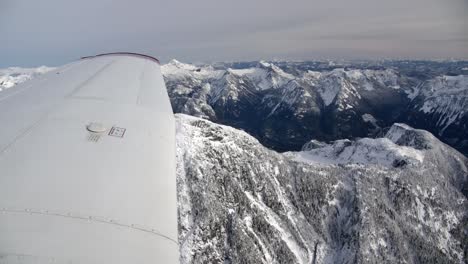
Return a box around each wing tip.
[81,52,160,64]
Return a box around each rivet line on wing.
[1,207,178,245]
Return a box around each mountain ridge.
[160,60,468,156]
[176,114,467,263]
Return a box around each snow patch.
[0,66,55,90]
[287,137,424,167]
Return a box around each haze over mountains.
[1,60,467,263]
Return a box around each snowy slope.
[230,61,295,90]
[286,136,424,167]
[176,114,468,264]
[411,75,468,134]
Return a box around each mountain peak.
[289,136,425,167]
[258,60,272,68]
[166,59,197,70]
[161,59,199,76]
[385,123,436,150]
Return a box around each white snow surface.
[0,66,55,90]
[415,75,468,133]
[302,68,400,107]
[385,123,414,143]
[161,59,221,79]
[175,113,467,264]
[162,60,404,110]
[286,137,424,167]
[230,60,295,90]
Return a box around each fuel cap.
[87,122,107,133]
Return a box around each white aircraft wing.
[0,53,179,263]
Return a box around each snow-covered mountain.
[161,60,468,156]
[1,62,468,263]
[0,66,55,90]
[404,75,468,150]
[176,114,467,263]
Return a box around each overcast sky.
[1,0,467,67]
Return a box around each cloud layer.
[1,0,467,67]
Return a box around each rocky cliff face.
[176,114,468,264]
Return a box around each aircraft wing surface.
[0,53,179,263]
